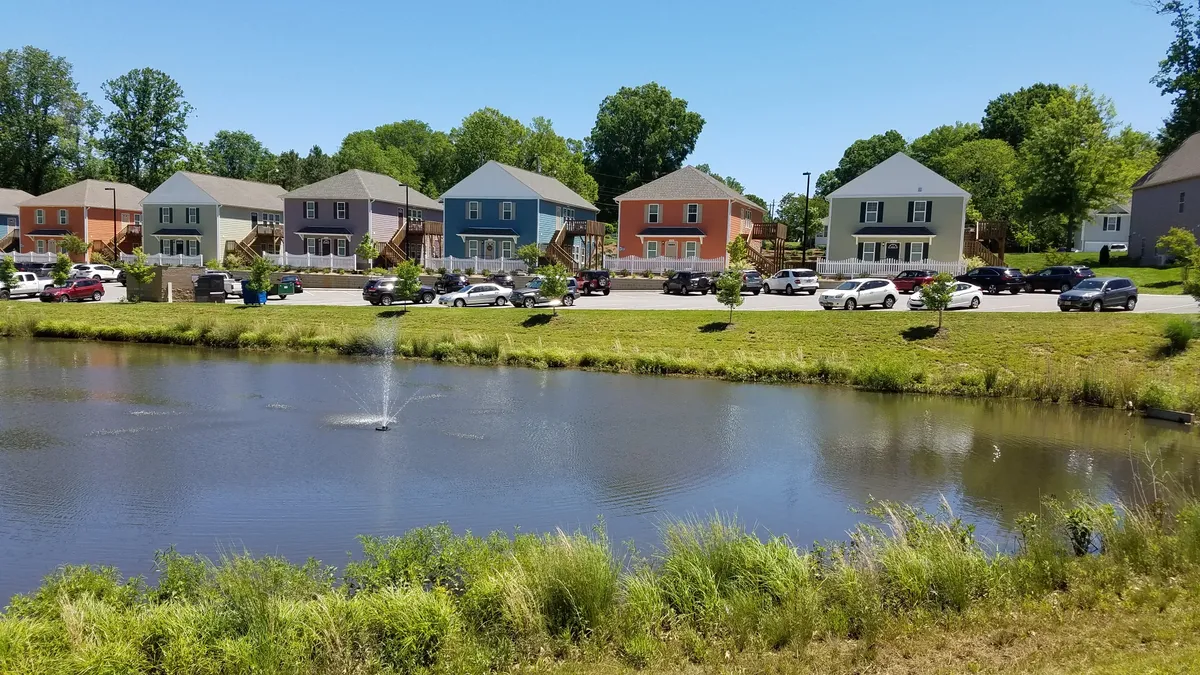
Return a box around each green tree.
[205,130,271,180]
[301,145,336,184]
[0,46,96,194]
[519,117,598,203]
[744,194,768,211]
[908,122,980,173]
[939,139,1020,222]
[1151,1,1200,154]
[356,233,379,264]
[538,262,569,316]
[1156,227,1199,280]
[516,243,541,270]
[777,192,828,247]
[980,83,1066,149]
[815,130,907,196]
[919,273,957,331]
[100,68,193,190]
[335,131,420,185]
[123,246,157,290]
[586,83,705,221]
[695,164,747,193]
[0,255,16,290]
[174,140,209,174]
[246,255,275,294]
[51,253,72,286]
[274,150,304,190]
[60,233,89,258]
[392,259,423,310]
[374,120,457,196]
[716,268,744,325]
[726,235,749,268]
[451,108,528,182]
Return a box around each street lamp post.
[104,186,117,263]
[801,172,811,264]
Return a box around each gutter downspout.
[83,206,89,262]
[214,204,221,265]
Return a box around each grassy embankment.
[1005,251,1188,295]
[3,499,1200,674]
[2,302,1199,412]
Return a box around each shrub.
[1098,245,1110,265]
[1042,249,1073,266]
[640,269,652,278]
[464,267,475,276]
[1163,316,1195,352]
[963,255,987,271]
[617,269,630,277]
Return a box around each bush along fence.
[2,496,1200,673]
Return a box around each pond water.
[1,338,1198,600]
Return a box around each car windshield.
[1074,279,1104,290]
[897,271,918,278]
[835,281,861,291]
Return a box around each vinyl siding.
[371,201,402,243]
[1129,178,1200,264]
[444,197,539,256]
[283,198,371,255]
[616,199,732,259]
[827,195,965,261]
[0,213,16,236]
[218,206,278,260]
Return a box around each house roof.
[178,172,286,211]
[25,228,71,237]
[853,226,936,236]
[461,227,519,236]
[439,161,597,211]
[0,188,33,215]
[294,226,353,236]
[827,153,969,199]
[639,226,706,236]
[151,228,203,237]
[1095,203,1131,215]
[614,166,761,209]
[1133,132,1200,190]
[18,180,147,210]
[285,170,441,211]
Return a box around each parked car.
[438,283,512,307]
[70,264,120,282]
[576,269,611,296]
[117,269,126,286]
[362,277,437,306]
[819,278,898,310]
[1,272,52,300]
[434,273,470,294]
[908,282,983,310]
[762,268,818,295]
[1108,243,1128,252]
[1057,277,1138,312]
[39,278,104,303]
[1024,265,1094,293]
[955,267,1024,294]
[738,270,763,294]
[203,270,243,297]
[662,270,712,295]
[17,262,54,275]
[279,274,304,293]
[510,278,579,308]
[486,272,515,288]
[891,269,939,294]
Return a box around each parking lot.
[40,284,1199,313]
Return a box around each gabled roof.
[614,166,760,209]
[0,188,33,215]
[150,172,286,211]
[285,169,441,211]
[1133,132,1200,190]
[1095,203,1130,215]
[826,153,969,199]
[439,161,597,211]
[18,180,147,210]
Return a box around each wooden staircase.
[747,223,785,275]
[381,230,407,266]
[545,227,577,270]
[0,230,17,252]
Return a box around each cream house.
[141,172,286,263]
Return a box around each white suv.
[763,268,818,295]
[70,264,120,282]
[819,278,898,310]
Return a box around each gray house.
[283,170,442,262]
[1073,204,1130,252]
[1129,132,1200,265]
[140,172,286,263]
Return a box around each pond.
[1,338,1198,600]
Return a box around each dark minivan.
[955,266,1024,294]
[1024,265,1094,293]
[1057,277,1138,312]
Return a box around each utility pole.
[801,172,811,265]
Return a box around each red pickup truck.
[891,269,939,294]
[39,278,105,303]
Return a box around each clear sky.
[3,0,1175,205]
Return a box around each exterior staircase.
[0,230,17,253]
[381,230,407,267]
[545,227,577,270]
[747,223,785,275]
[963,220,1007,267]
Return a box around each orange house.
[18,180,147,261]
[614,166,765,261]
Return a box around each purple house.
[283,169,442,263]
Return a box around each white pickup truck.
[201,270,243,297]
[1,272,51,300]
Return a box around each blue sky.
[4,0,1175,204]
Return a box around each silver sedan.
[437,283,512,307]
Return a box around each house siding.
[0,212,16,236]
[371,201,402,244]
[728,203,765,243]
[1129,179,1200,264]
[443,197,539,256]
[1074,212,1130,251]
[616,199,732,259]
[283,198,371,255]
[827,195,965,262]
[219,206,280,258]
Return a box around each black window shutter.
[907,201,914,223]
[904,243,911,261]
[314,202,319,219]
[856,242,864,260]
[859,202,866,223]
[925,201,932,222]
[877,202,884,222]
[1116,216,1121,231]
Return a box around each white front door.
[665,241,677,258]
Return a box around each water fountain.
[335,319,441,431]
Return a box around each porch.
[151,228,203,259]
[294,227,352,258]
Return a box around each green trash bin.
[271,280,295,300]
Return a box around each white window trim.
[36,239,45,254]
[685,203,700,224]
[58,209,68,225]
[645,241,659,257]
[335,202,347,220]
[306,237,316,254]
[1103,216,1119,231]
[121,213,130,223]
[913,201,927,223]
[134,214,142,225]
[408,208,423,221]
[305,201,316,219]
[865,201,880,223]
[564,207,575,222]
[501,240,513,258]
[467,201,480,220]
[684,241,698,257]
[862,242,877,262]
[500,201,514,220]
[467,239,479,256]
[909,242,924,262]
[186,207,199,224]
[337,239,347,256]
[160,207,172,224]
[187,240,199,256]
[35,209,45,225]
[647,204,661,224]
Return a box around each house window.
[335,202,347,219]
[564,207,575,222]
[862,242,877,262]
[912,201,928,223]
[864,201,880,223]
[337,239,347,256]
[502,240,513,258]
[159,239,168,254]
[35,209,44,225]
[1103,216,1121,231]
[134,214,142,226]
[122,213,130,224]
[160,207,173,224]
[187,240,198,257]
[647,204,661,224]
[1180,192,1186,213]
[58,209,68,225]
[685,203,700,224]
[467,239,479,256]
[645,240,659,257]
[500,201,514,220]
[408,208,423,221]
[36,240,45,254]
[467,201,480,220]
[305,201,316,219]
[684,241,698,257]
[306,238,316,254]
[186,207,199,224]
[909,242,925,262]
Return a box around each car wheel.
[682,287,689,295]
[421,291,435,304]
[822,305,833,310]
[1024,283,1033,293]
[844,298,857,310]
[808,289,817,295]
[583,287,592,296]
[762,285,770,294]
[380,295,393,306]
[912,284,923,294]
[883,295,896,309]
[663,285,670,294]
[987,284,998,294]
[523,297,535,309]
[91,291,102,301]
[969,296,980,309]
[277,295,287,300]
[602,288,610,296]
[1125,296,1137,311]
[785,284,794,296]
[1060,283,1070,293]
[752,289,760,295]
[701,289,709,295]
[92,275,101,281]
[1060,307,1071,312]
[454,299,466,308]
[1090,300,1102,312]
[495,296,507,306]
[1010,287,1020,295]
[58,295,69,303]
[563,295,574,306]
[0,290,7,300]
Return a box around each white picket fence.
[264,252,357,271]
[425,256,528,273]
[816,258,964,277]
[0,252,57,263]
[119,253,204,267]
[603,255,727,274]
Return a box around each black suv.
[955,266,1024,294]
[1024,265,1094,293]
[434,273,469,294]
[576,269,611,295]
[363,277,436,306]
[487,272,515,288]
[662,270,712,295]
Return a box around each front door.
[884,242,900,260]
[320,238,332,256]
[665,241,678,258]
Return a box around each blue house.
[439,161,598,259]
[0,188,33,250]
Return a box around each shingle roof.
[1133,132,1200,190]
[827,153,969,199]
[639,226,706,236]
[18,180,147,210]
[178,172,286,211]
[0,188,33,214]
[461,227,519,236]
[854,226,936,236]
[491,162,597,211]
[294,226,353,236]
[614,166,760,208]
[1095,203,1131,215]
[285,170,441,211]
[151,228,203,237]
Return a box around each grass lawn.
[1004,251,1188,295]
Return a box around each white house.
[1073,203,1130,252]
